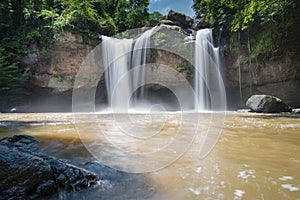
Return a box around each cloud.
[150,0,162,3]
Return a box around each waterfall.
[131,28,154,103]
[101,28,155,112]
[194,29,221,111]
[101,27,223,112]
[102,36,133,112]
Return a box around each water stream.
[194,29,224,111]
[101,28,225,112]
[102,28,155,112]
[1,28,298,199]
[0,112,299,199]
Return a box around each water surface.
[0,112,299,199]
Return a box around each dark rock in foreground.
[0,135,101,199]
[246,95,292,113]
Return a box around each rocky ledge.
[0,135,155,200]
[0,135,103,199]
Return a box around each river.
[0,112,299,199]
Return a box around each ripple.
[281,184,299,192]
[234,189,245,199]
[279,176,294,181]
[189,187,201,195]
[195,167,202,173]
[238,169,256,182]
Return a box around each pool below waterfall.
[0,112,299,199]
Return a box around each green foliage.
[0,0,151,101]
[52,58,59,72]
[39,0,150,35]
[0,0,48,99]
[175,60,194,78]
[193,0,299,59]
[193,0,295,32]
[0,48,29,98]
[149,11,163,21]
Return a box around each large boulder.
[0,135,101,199]
[246,95,292,113]
[145,19,159,27]
[0,145,57,199]
[162,10,194,28]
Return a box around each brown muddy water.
[0,112,299,200]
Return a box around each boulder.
[163,10,194,28]
[0,135,101,199]
[246,95,292,113]
[0,145,56,199]
[145,19,159,27]
[159,19,176,26]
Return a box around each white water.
[102,28,155,112]
[194,29,222,111]
[102,28,223,112]
[131,28,154,101]
[102,36,133,112]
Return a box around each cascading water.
[101,27,223,112]
[194,29,222,111]
[131,28,154,101]
[102,36,133,112]
[101,28,155,112]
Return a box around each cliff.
[2,11,299,112]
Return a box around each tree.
[149,11,163,21]
[0,0,151,101]
[126,0,149,29]
[193,0,296,31]
[39,0,150,34]
[0,0,49,100]
[193,0,299,59]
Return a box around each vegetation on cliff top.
[193,0,300,59]
[0,0,153,101]
[1,0,299,102]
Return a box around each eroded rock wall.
[224,52,300,108]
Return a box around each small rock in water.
[292,108,300,114]
[246,95,292,113]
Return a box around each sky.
[149,0,195,17]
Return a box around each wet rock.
[0,135,38,152]
[160,19,176,26]
[0,145,56,199]
[246,95,292,113]
[43,157,100,192]
[145,19,159,27]
[0,135,101,199]
[47,75,75,93]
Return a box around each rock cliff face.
[34,32,93,93]
[9,11,299,112]
[7,14,194,112]
[224,52,300,108]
